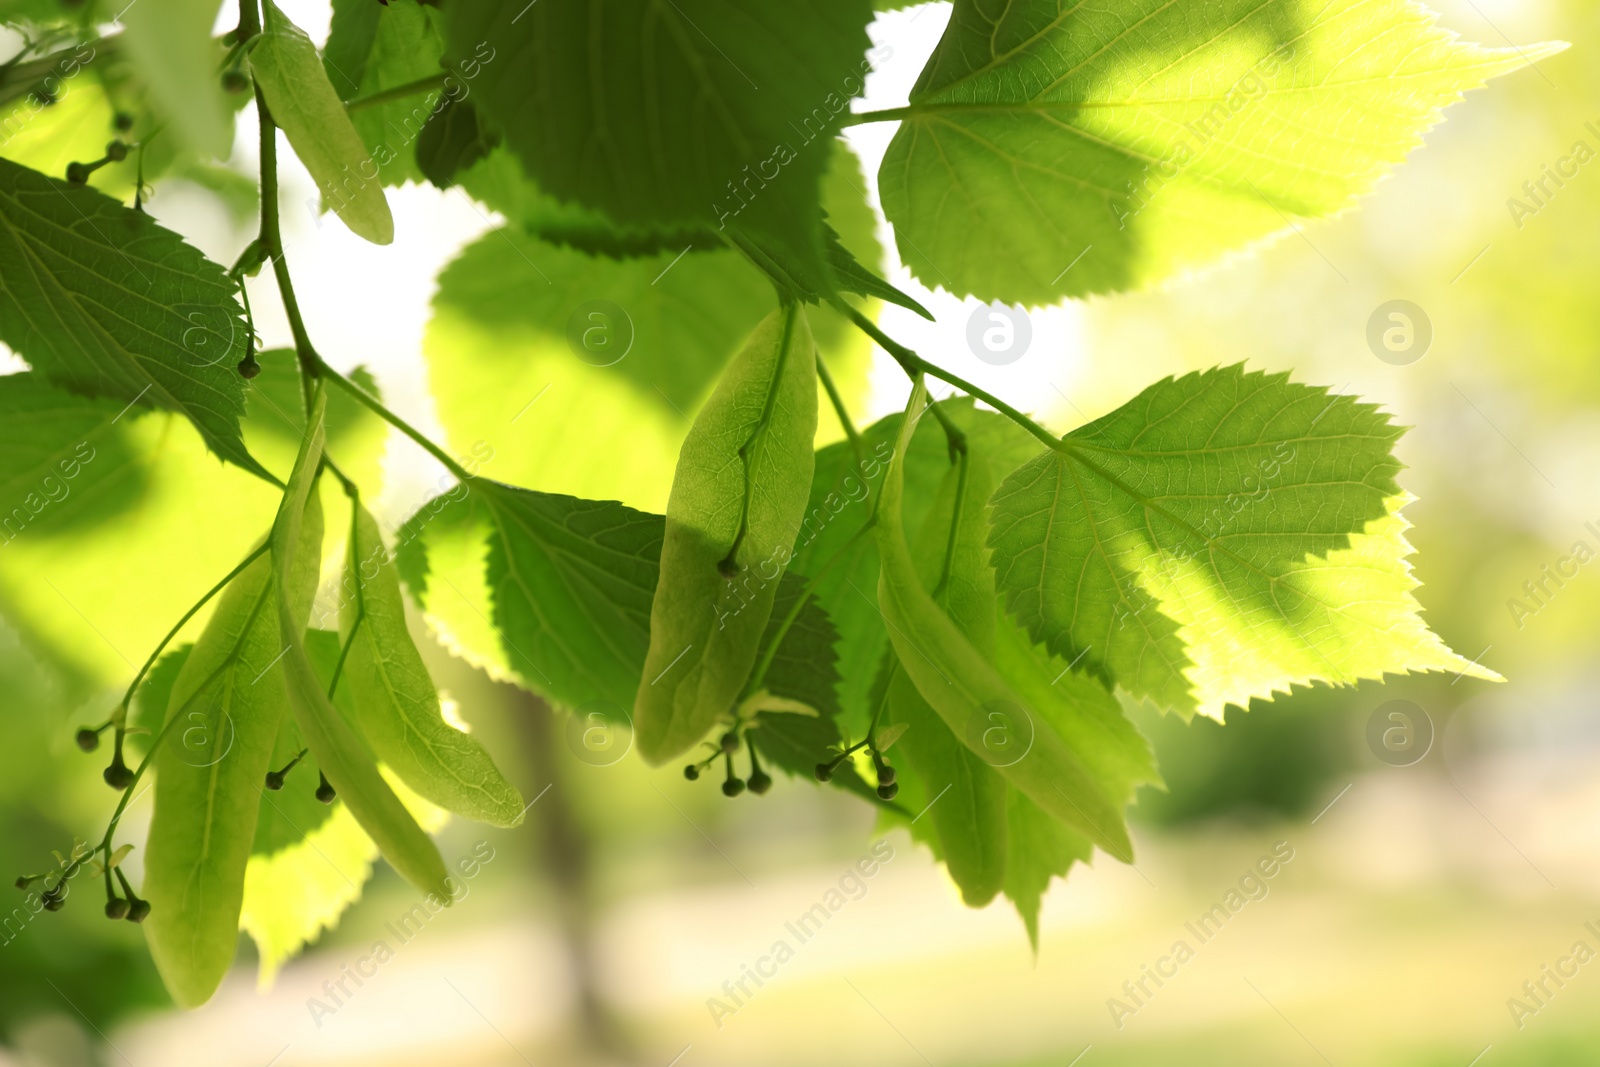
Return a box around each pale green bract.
[340,500,524,826]
[142,502,323,1009]
[271,387,451,902]
[240,629,451,987]
[249,1,395,244]
[879,0,1565,302]
[988,365,1500,721]
[636,306,819,764]
[876,379,1132,861]
[885,452,1009,906]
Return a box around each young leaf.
[823,221,933,320]
[879,0,1565,302]
[142,505,322,1008]
[876,379,1131,860]
[271,386,450,900]
[0,157,269,480]
[119,0,230,157]
[442,0,873,289]
[249,0,395,244]
[636,306,818,764]
[987,365,1498,721]
[330,0,449,187]
[339,499,524,827]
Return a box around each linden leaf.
[987,365,1499,720]
[880,0,1564,302]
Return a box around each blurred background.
[3,0,1599,1064]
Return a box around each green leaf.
[749,572,882,804]
[879,0,1565,302]
[251,711,332,857]
[0,0,71,26]
[250,0,394,244]
[0,373,148,541]
[988,365,1498,720]
[457,149,713,258]
[142,507,322,1008]
[0,157,269,480]
[339,499,524,826]
[423,223,774,520]
[250,630,343,859]
[442,0,874,288]
[421,140,879,557]
[636,305,819,764]
[991,608,1160,816]
[758,574,841,722]
[399,483,664,709]
[322,0,383,99]
[241,796,376,987]
[823,221,932,320]
[119,0,230,157]
[1001,790,1090,951]
[241,766,449,987]
[876,379,1131,860]
[416,97,499,190]
[332,0,449,187]
[885,449,1010,905]
[271,386,450,901]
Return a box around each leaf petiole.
[318,361,479,483]
[834,298,1062,456]
[344,72,448,114]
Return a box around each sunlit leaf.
[142,495,322,1008]
[879,0,1564,302]
[988,365,1498,720]
[327,0,448,187]
[884,448,1008,905]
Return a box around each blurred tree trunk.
[509,687,633,1062]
